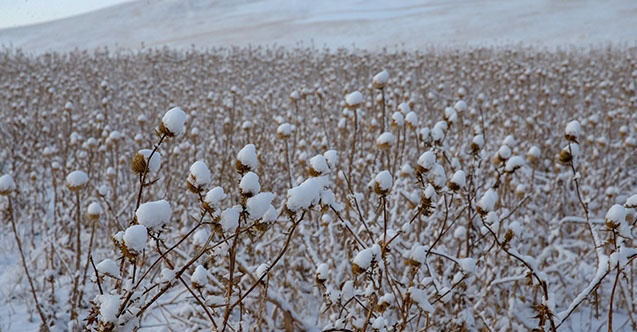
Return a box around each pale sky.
[0,0,133,29]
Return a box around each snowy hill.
[0,0,636,52]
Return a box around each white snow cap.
[477,189,499,214]
[191,265,210,287]
[220,206,241,233]
[408,287,434,312]
[310,154,330,175]
[626,194,637,209]
[376,132,395,147]
[374,170,393,194]
[0,174,16,195]
[239,172,261,196]
[316,263,329,282]
[99,294,120,323]
[286,177,322,212]
[459,258,477,274]
[418,151,436,172]
[87,202,103,217]
[392,112,404,127]
[246,192,275,220]
[161,107,187,137]
[96,259,121,279]
[505,156,525,173]
[373,70,389,88]
[449,170,466,189]
[135,200,171,230]
[323,150,338,170]
[137,149,162,173]
[405,111,418,127]
[204,187,227,210]
[345,91,364,108]
[187,160,211,190]
[237,144,258,171]
[427,164,447,189]
[605,204,626,225]
[454,100,467,113]
[123,225,147,253]
[66,170,89,190]
[352,245,380,273]
[565,120,581,142]
[277,123,292,137]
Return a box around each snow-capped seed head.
[494,145,512,164]
[66,170,89,192]
[323,150,338,170]
[416,151,436,175]
[123,225,147,255]
[286,178,321,213]
[352,247,376,275]
[477,189,498,215]
[565,120,581,143]
[99,294,120,324]
[96,259,121,279]
[454,100,467,114]
[236,144,258,173]
[459,258,477,274]
[373,170,393,196]
[504,156,525,173]
[444,107,457,124]
[309,154,330,177]
[405,111,418,129]
[0,174,16,196]
[246,192,275,220]
[605,204,627,229]
[427,164,447,191]
[191,265,210,289]
[527,146,541,164]
[289,90,300,101]
[391,111,404,128]
[220,206,241,233]
[471,134,484,154]
[239,172,260,197]
[87,202,103,220]
[558,143,579,165]
[159,107,187,137]
[405,245,426,267]
[203,187,227,212]
[135,200,171,230]
[376,132,395,150]
[187,160,211,193]
[448,170,466,191]
[315,263,329,283]
[277,123,292,139]
[373,70,389,89]
[132,149,161,175]
[345,91,364,109]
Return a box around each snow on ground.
[0,0,635,53]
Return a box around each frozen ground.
[0,0,636,53]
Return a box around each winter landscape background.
[1,1,637,331]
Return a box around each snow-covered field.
[1,1,637,332]
[1,45,637,331]
[1,0,636,53]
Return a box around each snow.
[99,294,121,323]
[408,287,434,312]
[193,229,210,247]
[246,192,275,220]
[374,170,393,194]
[277,123,292,138]
[237,144,258,171]
[353,247,377,273]
[565,120,581,142]
[187,160,211,190]
[324,150,338,170]
[477,189,499,214]
[137,149,162,174]
[135,200,171,230]
[454,100,467,114]
[161,107,187,137]
[459,258,476,274]
[505,156,525,173]
[123,224,147,253]
[286,177,322,212]
[496,145,512,161]
[66,170,89,190]
[427,164,446,189]
[345,91,363,108]
[391,112,404,127]
[373,70,389,89]
[405,111,418,127]
[449,170,466,190]
[204,187,227,209]
[220,206,241,233]
[96,259,121,279]
[239,172,261,197]
[316,263,329,282]
[376,132,395,147]
[0,174,16,195]
[256,263,269,279]
[3,0,635,53]
[310,155,330,175]
[625,194,637,208]
[191,265,209,287]
[417,151,436,172]
[407,245,427,265]
[605,204,626,225]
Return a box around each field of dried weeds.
[1,46,636,331]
